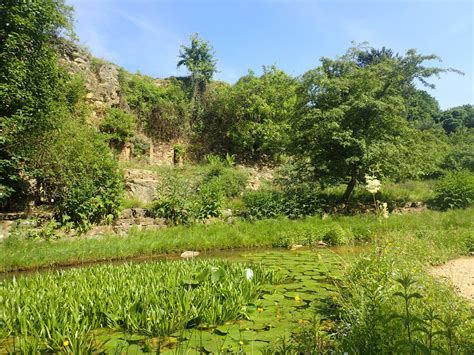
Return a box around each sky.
[68,0,473,110]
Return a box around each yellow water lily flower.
[257,307,264,312]
[63,340,69,347]
[294,295,302,302]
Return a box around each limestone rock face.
[123,169,160,203]
[59,41,121,122]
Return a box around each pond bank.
[1,208,471,273]
[430,256,474,302]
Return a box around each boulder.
[180,251,200,258]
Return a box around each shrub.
[282,186,323,219]
[194,180,224,219]
[119,71,190,141]
[151,172,192,225]
[99,108,135,147]
[276,161,323,218]
[243,189,283,220]
[432,171,474,210]
[322,224,351,246]
[26,119,125,232]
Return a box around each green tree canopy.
[0,0,73,206]
[226,65,298,161]
[439,104,474,133]
[293,45,455,202]
[177,33,217,85]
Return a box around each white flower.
[245,268,254,280]
[365,175,381,194]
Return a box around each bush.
[243,189,283,220]
[432,171,474,210]
[50,122,124,231]
[281,186,323,219]
[276,161,323,218]
[203,161,248,199]
[119,71,189,141]
[99,108,135,147]
[322,224,351,246]
[150,172,192,225]
[194,180,224,219]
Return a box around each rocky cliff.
[59,41,121,122]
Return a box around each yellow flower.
[63,340,69,347]
[294,295,302,302]
[239,341,244,345]
[257,307,264,313]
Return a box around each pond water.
[0,247,365,353]
[96,247,362,353]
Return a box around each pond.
[0,247,364,353]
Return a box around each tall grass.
[1,208,472,272]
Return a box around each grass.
[336,226,474,354]
[322,179,436,206]
[1,208,472,272]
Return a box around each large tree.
[177,33,217,92]
[226,65,298,161]
[0,0,73,206]
[293,45,456,202]
[177,33,217,129]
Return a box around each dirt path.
[430,257,474,302]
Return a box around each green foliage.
[339,244,473,354]
[0,260,279,352]
[177,33,217,84]
[442,130,474,172]
[322,224,351,246]
[99,108,135,147]
[227,66,297,161]
[0,0,73,207]
[203,156,248,198]
[151,172,192,225]
[46,121,124,231]
[276,161,323,219]
[432,170,474,210]
[293,44,458,202]
[404,89,440,130]
[194,179,224,219]
[243,189,283,220]
[119,70,189,140]
[173,143,186,163]
[439,104,474,134]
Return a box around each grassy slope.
[1,208,472,272]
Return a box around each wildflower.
[381,202,389,218]
[63,340,69,347]
[294,295,302,302]
[257,307,264,313]
[244,268,254,280]
[239,341,244,345]
[365,175,381,194]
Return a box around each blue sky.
[68,0,473,109]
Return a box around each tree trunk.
[342,171,358,204]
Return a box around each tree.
[226,65,298,161]
[0,0,73,207]
[177,33,217,93]
[293,45,457,203]
[439,105,474,133]
[177,33,217,130]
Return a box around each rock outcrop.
[123,169,160,203]
[59,41,121,122]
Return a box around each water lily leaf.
[262,293,285,301]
